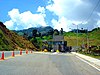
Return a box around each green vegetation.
[30,35,52,50]
[28,28,53,50]
[64,28,100,57]
[64,28,100,46]
[42,35,52,40]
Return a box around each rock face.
[0,22,36,51]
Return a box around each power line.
[82,0,100,24]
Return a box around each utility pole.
[77,25,78,48]
[72,23,78,49]
[86,28,89,49]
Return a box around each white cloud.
[97,20,100,27]
[4,0,100,31]
[4,20,14,29]
[8,9,20,22]
[46,0,100,31]
[46,0,89,20]
[37,6,45,14]
[52,17,73,32]
[4,8,47,30]
[72,21,82,25]
[51,16,84,32]
[46,0,87,31]
[96,13,100,27]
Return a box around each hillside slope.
[0,22,36,51]
[64,28,100,46]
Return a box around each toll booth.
[48,35,67,52]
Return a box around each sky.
[0,0,100,32]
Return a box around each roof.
[53,35,64,41]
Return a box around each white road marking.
[76,56,100,72]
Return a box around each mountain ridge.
[13,26,54,36]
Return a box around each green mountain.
[0,22,36,51]
[14,26,54,37]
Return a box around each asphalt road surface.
[0,52,100,75]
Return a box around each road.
[0,52,100,75]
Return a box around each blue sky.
[0,0,100,31]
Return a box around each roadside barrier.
[12,51,15,57]
[0,52,5,60]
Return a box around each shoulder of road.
[71,52,100,69]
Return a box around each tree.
[28,36,32,40]
[23,33,28,39]
[60,28,63,35]
[48,29,54,35]
[32,29,37,38]
[38,32,42,38]
[54,29,59,35]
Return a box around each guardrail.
[0,50,33,60]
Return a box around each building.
[48,35,67,52]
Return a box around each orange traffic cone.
[20,50,22,55]
[0,52,5,60]
[12,51,15,57]
[26,50,28,54]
